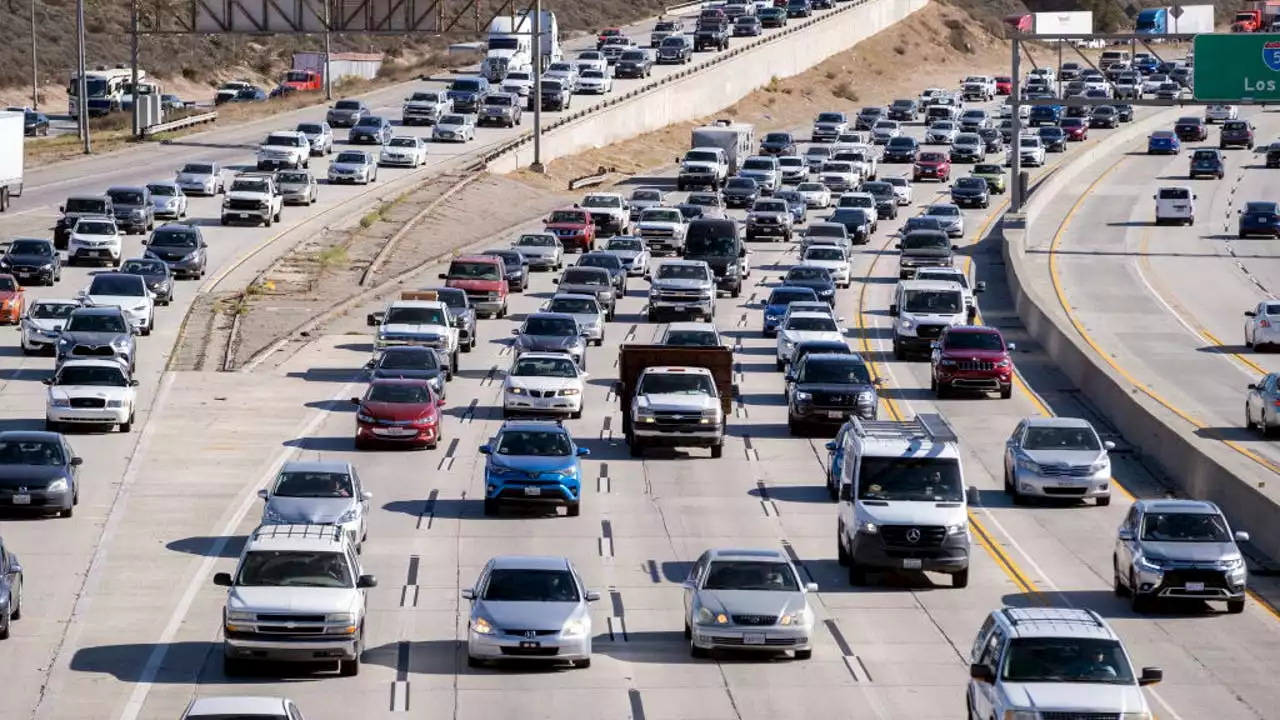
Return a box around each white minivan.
[1154,185,1196,226]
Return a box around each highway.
[1041,106,1280,490]
[4,72,1280,720]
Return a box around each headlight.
[1220,557,1245,571]
[695,607,729,625]
[471,617,495,635]
[1015,455,1040,473]
[794,391,812,402]
[356,412,375,423]
[779,608,809,626]
[106,399,125,409]
[328,612,356,624]
[1089,460,1110,473]
[507,386,526,395]
[946,522,967,536]
[39,262,54,270]
[1136,555,1165,572]
[558,388,580,396]
[47,478,68,492]
[132,303,148,312]
[561,619,588,637]
[1119,714,1153,720]
[336,507,361,524]
[819,288,834,296]
[51,398,71,408]
[899,319,914,330]
[226,610,255,623]
[856,520,879,534]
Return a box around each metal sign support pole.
[1010,36,1023,213]
[531,0,543,173]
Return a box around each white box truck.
[1032,10,1093,36]
[0,111,23,212]
[690,120,755,174]
[1171,5,1215,33]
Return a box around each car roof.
[280,460,352,474]
[57,358,129,370]
[454,254,502,263]
[1134,498,1221,514]
[549,292,600,303]
[368,377,434,387]
[489,555,573,572]
[899,279,963,291]
[996,607,1116,641]
[0,430,63,443]
[71,306,126,315]
[948,324,1000,335]
[31,297,81,306]
[514,351,578,362]
[788,311,835,320]
[666,321,718,332]
[497,420,572,434]
[706,548,788,562]
[184,696,290,717]
[1023,416,1095,430]
[526,312,577,321]
[247,524,348,552]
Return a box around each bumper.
[47,406,130,426]
[0,487,72,511]
[23,331,59,351]
[472,297,506,315]
[328,175,371,184]
[746,222,789,237]
[486,478,580,505]
[222,210,271,222]
[504,391,583,415]
[690,624,812,652]
[679,173,721,187]
[257,157,303,169]
[894,332,938,352]
[402,113,439,125]
[1011,466,1110,499]
[649,299,714,317]
[154,206,184,219]
[356,421,439,446]
[714,275,742,291]
[640,234,682,253]
[283,191,312,205]
[468,630,590,661]
[526,255,559,269]
[224,635,359,662]
[1133,567,1246,602]
[177,182,216,195]
[69,246,121,261]
[6,266,56,283]
[633,423,723,446]
[379,156,420,166]
[477,114,517,126]
[791,403,876,424]
[935,369,1012,393]
[849,530,970,573]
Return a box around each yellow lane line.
[1046,156,1280,478]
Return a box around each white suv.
[255,131,311,170]
[967,607,1163,720]
[214,524,376,677]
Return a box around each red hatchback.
[994,76,1012,95]
[930,326,1014,399]
[353,378,445,449]
[913,151,952,182]
[543,207,597,253]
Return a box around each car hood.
[265,496,359,524]
[749,211,789,221]
[606,249,641,262]
[1000,683,1147,714]
[545,222,590,231]
[739,169,774,178]
[803,259,846,272]
[558,312,602,328]
[517,334,583,351]
[436,123,466,132]
[85,293,147,309]
[857,499,965,524]
[507,376,578,392]
[1141,540,1238,564]
[381,322,448,337]
[0,465,71,487]
[517,246,556,256]
[490,454,576,474]
[683,161,721,171]
[697,589,805,616]
[781,330,844,344]
[331,162,371,172]
[475,600,582,632]
[1022,448,1105,467]
[361,400,432,422]
[228,586,358,615]
[794,381,874,396]
[636,393,716,412]
[5,253,55,265]
[446,278,501,291]
[923,215,961,227]
[951,186,986,196]
[226,190,269,201]
[147,245,198,261]
[917,159,948,167]
[940,347,1007,361]
[49,384,132,401]
[652,278,710,291]
[176,172,214,183]
[723,187,757,197]
[60,330,128,346]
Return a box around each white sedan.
[433,114,476,143]
[45,359,138,434]
[775,311,845,371]
[379,136,429,167]
[577,69,614,94]
[502,352,587,419]
[796,181,832,209]
[800,246,852,288]
[1205,104,1239,123]
[1245,301,1280,350]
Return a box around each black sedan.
[823,207,874,243]
[781,266,837,304]
[1174,116,1208,142]
[119,258,175,305]
[721,177,760,208]
[0,431,81,518]
[23,111,49,137]
[1037,126,1068,153]
[760,132,797,156]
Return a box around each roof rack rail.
[252,524,344,542]
[1000,607,1105,629]
[502,415,565,425]
[849,413,959,444]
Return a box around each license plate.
[672,305,687,311]
[827,411,844,419]
[523,486,542,497]
[374,427,416,436]
[11,494,30,505]
[902,558,923,570]
[519,641,541,648]
[743,633,766,645]
[1185,582,1205,592]
[89,251,101,257]
[238,213,250,219]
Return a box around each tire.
[847,561,866,586]
[1000,385,1012,399]
[952,569,969,588]
[1096,495,1111,507]
[339,655,360,677]
[1113,558,1129,597]
[836,530,850,565]
[684,621,692,640]
[1228,599,1246,614]
[120,412,133,433]
[690,643,710,659]
[794,649,812,660]
[572,658,591,668]
[483,498,499,516]
[710,444,723,459]
[222,656,244,677]
[566,502,581,517]
[8,583,19,621]
[467,655,484,668]
[1130,574,1150,613]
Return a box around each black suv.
[855,106,885,131]
[882,136,919,163]
[615,50,654,79]
[1220,120,1255,150]
[786,353,878,433]
[105,186,154,235]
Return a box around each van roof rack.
[1000,607,1105,629]
[252,524,344,542]
[849,413,958,444]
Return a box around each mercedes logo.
[16,487,26,493]
[905,528,922,544]
[524,630,537,639]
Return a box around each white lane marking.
[116,379,360,720]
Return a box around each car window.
[510,357,578,377]
[273,471,354,497]
[902,290,961,314]
[524,316,577,335]
[702,560,798,591]
[785,316,838,332]
[494,430,572,456]
[1140,512,1231,542]
[1001,638,1135,685]
[365,384,432,404]
[378,348,440,370]
[75,220,116,235]
[236,550,353,588]
[1022,426,1100,451]
[56,364,129,386]
[384,306,446,325]
[0,440,65,466]
[548,297,600,314]
[151,229,200,248]
[945,332,1004,351]
[663,330,718,346]
[482,568,579,601]
[656,264,709,280]
[448,261,501,280]
[797,358,870,384]
[562,268,608,285]
[88,275,145,296]
[636,372,715,395]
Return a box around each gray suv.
[105,186,154,235]
[646,259,716,322]
[55,306,136,372]
[1114,498,1250,614]
[553,266,617,320]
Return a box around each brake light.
[1262,319,1271,328]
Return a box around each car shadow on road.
[1105,221,1154,227]
[384,498,483,520]
[748,485,830,503]
[283,436,353,452]
[285,368,362,383]
[1003,590,1220,619]
[305,399,356,413]
[1197,343,1253,356]
[335,342,373,353]
[166,535,246,558]
[0,345,33,358]
[0,367,49,381]
[0,418,44,432]
[802,559,957,593]
[1193,426,1262,443]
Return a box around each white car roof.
[898,279,964,292]
[184,697,290,718]
[58,358,129,371]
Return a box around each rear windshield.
[448,261,501,280]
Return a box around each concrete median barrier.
[1002,106,1280,561]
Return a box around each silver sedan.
[683,548,817,659]
[146,181,188,219]
[463,555,599,668]
[601,235,651,276]
[258,460,372,549]
[1002,416,1114,506]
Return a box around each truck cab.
[677,147,729,191]
[889,279,969,359]
[220,172,283,227]
[439,255,510,318]
[367,291,461,378]
[835,413,971,588]
[618,345,734,458]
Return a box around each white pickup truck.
[961,75,996,102]
[366,291,461,378]
[619,345,732,459]
[220,173,283,227]
[676,147,729,191]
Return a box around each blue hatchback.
[782,265,837,305]
[480,421,589,517]
[761,286,819,337]
[1239,201,1280,238]
[1147,130,1180,155]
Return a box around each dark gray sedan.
[143,224,207,280]
[0,431,82,518]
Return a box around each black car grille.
[69,397,106,409]
[1162,569,1229,590]
[226,198,262,211]
[71,345,118,358]
[732,614,777,626]
[954,359,995,371]
[704,635,803,646]
[500,646,559,656]
[880,525,946,548]
[501,628,559,636]
[255,625,326,634]
[1041,714,1119,720]
[527,389,558,399]
[258,614,325,623]
[915,324,945,339]
[1037,464,1093,477]
[590,213,613,225]
[653,411,704,424]
[811,392,856,407]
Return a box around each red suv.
[913,151,952,182]
[994,76,1012,95]
[597,27,623,49]
[543,207,597,253]
[930,325,1014,399]
[440,254,509,318]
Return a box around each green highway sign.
[1194,34,1280,102]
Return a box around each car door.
[682,552,711,621]
[972,624,1007,717]
[1250,374,1268,425]
[351,467,370,535]
[1247,302,1264,343]
[1004,419,1027,479]
[63,437,79,494]
[826,423,848,491]
[1116,504,1141,586]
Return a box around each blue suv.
[480,421,589,517]
[761,285,818,337]
[1239,201,1280,238]
[823,421,855,501]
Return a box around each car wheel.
[1228,599,1246,614]
[483,498,499,516]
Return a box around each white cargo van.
[1154,185,1195,225]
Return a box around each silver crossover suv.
[257,461,372,550]
[463,555,600,668]
[683,548,817,659]
[1114,499,1250,614]
[1002,416,1115,506]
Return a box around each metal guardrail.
[569,167,611,190]
[665,0,709,13]
[142,111,218,138]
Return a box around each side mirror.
[784,372,795,382]
[366,312,384,326]
[889,304,898,316]
[511,328,520,335]
[975,281,987,292]
[929,341,940,350]
[1235,530,1251,543]
[52,325,63,332]
[41,377,52,385]
[364,359,375,369]
[437,398,447,407]
[58,205,64,212]
[479,444,492,454]
[552,278,559,284]
[1139,667,1163,686]
[70,457,83,466]
[824,441,837,451]
[969,663,995,683]
[839,483,852,501]
[1103,440,1116,450]
[804,582,818,592]
[1249,383,1258,390]
[257,488,268,499]
[438,272,447,279]
[1118,528,1134,541]
[357,574,378,588]
[951,244,960,251]
[1007,342,1017,351]
[894,243,902,249]
[739,247,746,257]
[350,397,361,405]
[213,572,233,586]
[139,238,148,245]
[585,590,601,601]
[461,588,475,599]
[130,380,139,387]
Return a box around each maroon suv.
[929,325,1014,399]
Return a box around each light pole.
[530,0,543,173]
[130,0,140,137]
[76,0,90,153]
[29,0,38,109]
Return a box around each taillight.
[1262,319,1271,328]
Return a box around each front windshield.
[807,225,845,238]
[75,221,116,235]
[56,365,129,386]
[511,357,578,377]
[236,550,353,588]
[787,267,831,282]
[584,195,622,208]
[1140,512,1231,542]
[273,471,353,497]
[858,457,963,502]
[817,112,843,122]
[902,232,948,250]
[726,178,756,190]
[495,430,572,456]
[579,255,621,270]
[354,116,384,127]
[687,151,719,163]
[66,313,126,333]
[1022,426,1100,451]
[664,330,717,346]
[108,190,144,205]
[702,560,799,591]
[549,210,586,224]
[121,260,166,275]
[798,358,870,384]
[486,95,513,106]
[389,138,418,147]
[482,568,579,602]
[687,236,735,255]
[548,298,599,314]
[448,261,500,280]
[278,171,308,184]
[1001,638,1135,685]
[147,184,178,197]
[524,317,577,336]
[151,230,199,248]
[230,180,269,194]
[265,135,304,147]
[384,307,445,325]
[0,440,65,466]
[378,348,440,370]
[785,316,838,332]
[297,123,323,134]
[366,384,432,404]
[767,288,815,305]
[517,234,556,247]
[974,164,1001,175]
[606,238,642,252]
[805,247,845,261]
[30,303,77,320]
[903,290,962,314]
[335,152,366,164]
[9,240,52,256]
[641,209,682,224]
[88,275,144,296]
[632,190,662,202]
[657,264,708,280]
[637,373,715,396]
[946,332,1004,351]
[335,100,361,109]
